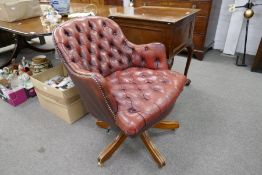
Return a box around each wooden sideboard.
[134,0,221,60]
[103,0,221,60]
[71,0,104,5]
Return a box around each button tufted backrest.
[53,16,168,77]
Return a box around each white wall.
[214,0,262,55]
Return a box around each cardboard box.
[30,64,87,124]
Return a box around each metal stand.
[236,19,249,67]
[233,0,262,67]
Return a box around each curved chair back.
[53,17,131,128]
[53,16,135,76]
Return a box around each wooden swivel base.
[96,120,179,168]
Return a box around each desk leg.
[23,36,54,53]
[0,35,54,68]
[11,35,25,58]
[184,45,193,86]
[39,36,46,45]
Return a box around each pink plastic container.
[3,88,28,107]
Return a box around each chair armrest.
[64,64,118,126]
[132,42,168,70]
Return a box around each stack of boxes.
[30,64,87,124]
[0,57,87,124]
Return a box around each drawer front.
[194,16,208,34]
[193,34,205,50]
[112,18,167,45]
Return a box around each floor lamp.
[229,0,262,66]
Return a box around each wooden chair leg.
[98,132,127,166]
[153,120,179,130]
[140,132,166,168]
[96,120,177,167]
[96,120,109,129]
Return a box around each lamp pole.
[231,0,262,66]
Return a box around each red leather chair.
[53,16,187,168]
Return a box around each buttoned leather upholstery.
[53,16,186,136]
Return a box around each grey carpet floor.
[0,38,262,175]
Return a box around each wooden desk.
[133,0,220,61]
[0,4,198,85]
[0,3,95,68]
[108,6,198,76]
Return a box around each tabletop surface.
[0,3,199,36]
[108,6,199,23]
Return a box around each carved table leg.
[0,34,54,68]
[184,45,193,86]
[24,37,54,53]
[0,34,22,68]
[153,120,179,130]
[140,132,166,168]
[39,36,46,45]
[98,132,127,166]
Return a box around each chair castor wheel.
[185,79,191,86]
[98,161,103,167]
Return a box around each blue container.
[50,0,71,15]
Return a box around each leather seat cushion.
[106,67,186,136]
